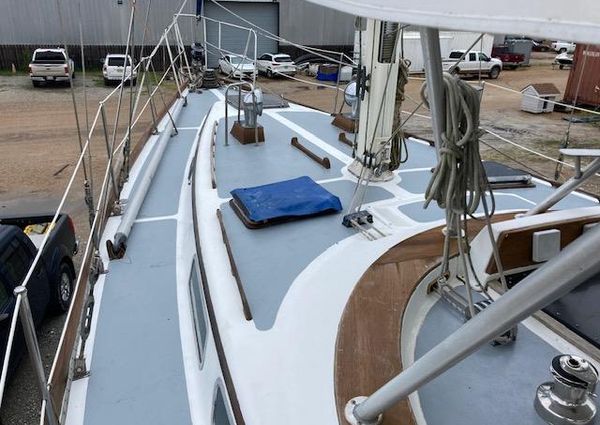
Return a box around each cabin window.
[189,258,208,365]
[213,384,234,425]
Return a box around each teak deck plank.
[335,215,513,424]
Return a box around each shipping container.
[564,44,600,107]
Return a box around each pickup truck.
[28,48,75,87]
[0,213,77,375]
[551,41,576,54]
[491,45,525,69]
[442,50,503,79]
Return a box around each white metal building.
[521,83,561,113]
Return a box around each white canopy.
[305,0,600,45]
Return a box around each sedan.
[257,53,297,78]
[218,55,256,79]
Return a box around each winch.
[535,354,598,425]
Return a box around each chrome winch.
[535,354,598,425]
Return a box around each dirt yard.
[1,52,599,423]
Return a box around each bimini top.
[306,0,600,45]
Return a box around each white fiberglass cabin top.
[60,85,600,425]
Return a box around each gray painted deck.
[84,92,218,425]
[220,180,393,330]
[215,114,344,198]
[416,295,600,424]
[275,111,354,157]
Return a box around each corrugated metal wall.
[204,1,278,67]
[0,0,354,48]
[277,0,355,46]
[564,44,600,107]
[0,0,197,45]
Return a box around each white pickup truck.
[28,48,75,87]
[551,41,576,54]
[442,50,503,79]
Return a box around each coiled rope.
[422,74,485,215]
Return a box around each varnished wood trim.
[486,214,600,274]
[192,159,247,425]
[336,215,513,425]
[291,137,331,169]
[216,209,253,321]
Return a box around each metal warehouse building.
[0,0,355,69]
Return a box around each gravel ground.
[1,52,599,423]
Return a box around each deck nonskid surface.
[82,93,218,425]
[79,89,599,424]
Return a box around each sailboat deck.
[70,89,599,425]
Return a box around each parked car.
[257,53,297,78]
[218,55,256,79]
[0,213,77,376]
[442,50,503,79]
[102,54,136,85]
[491,45,526,69]
[29,48,75,87]
[551,41,576,54]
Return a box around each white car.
[102,54,136,85]
[257,53,297,78]
[218,55,256,79]
[551,41,576,54]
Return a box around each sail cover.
[305,0,600,45]
[230,176,342,224]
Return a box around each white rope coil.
[423,73,485,214]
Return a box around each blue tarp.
[230,176,342,223]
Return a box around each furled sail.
[304,0,600,44]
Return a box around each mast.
[348,19,401,181]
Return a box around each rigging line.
[555,47,591,180]
[124,0,137,181]
[399,107,599,176]
[261,69,345,91]
[218,28,253,80]
[478,139,554,181]
[149,59,178,132]
[484,81,600,117]
[78,1,92,193]
[133,0,153,110]
[482,127,585,170]
[0,138,92,407]
[109,0,136,196]
[456,214,477,318]
[54,0,89,185]
[138,0,152,61]
[204,1,357,67]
